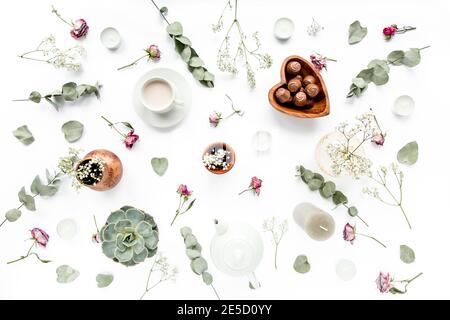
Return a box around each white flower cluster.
[20,35,86,72]
[326,112,383,179]
[203,148,232,171]
[263,217,288,244]
[307,18,323,36]
[154,253,178,282]
[75,157,105,189]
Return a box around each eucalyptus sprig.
[1,170,62,230]
[296,165,369,227]
[347,46,430,98]
[149,0,214,88]
[180,227,220,300]
[14,82,101,111]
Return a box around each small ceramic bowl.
[202,142,235,174]
[100,27,121,50]
[274,17,295,40]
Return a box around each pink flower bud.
[31,228,50,248]
[343,223,356,244]
[372,133,385,146]
[147,44,161,61]
[124,130,139,149]
[177,184,192,197]
[209,111,222,127]
[70,19,89,39]
[375,272,392,293]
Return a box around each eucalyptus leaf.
[96,273,114,288]
[301,169,314,183]
[62,82,78,101]
[12,125,34,145]
[29,91,42,103]
[191,257,208,275]
[348,21,367,45]
[180,226,192,238]
[176,36,192,46]
[30,175,42,195]
[356,68,374,83]
[397,141,418,165]
[348,206,358,217]
[203,71,215,82]
[56,265,80,283]
[387,50,405,65]
[5,209,21,222]
[320,181,336,198]
[332,191,348,205]
[402,48,421,67]
[45,97,59,111]
[249,281,256,289]
[189,57,204,68]
[371,66,389,85]
[307,179,323,191]
[400,245,415,264]
[151,157,169,176]
[61,120,84,143]
[160,6,168,15]
[167,22,183,36]
[18,187,36,211]
[37,185,58,197]
[192,67,205,80]
[368,59,390,73]
[202,271,213,285]
[293,255,310,274]
[180,46,192,63]
[352,77,367,89]
[184,234,198,248]
[186,249,201,259]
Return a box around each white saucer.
[133,68,192,129]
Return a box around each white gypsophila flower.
[154,253,178,282]
[263,217,288,243]
[202,149,231,170]
[307,18,323,36]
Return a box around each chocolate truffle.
[305,83,320,98]
[286,61,301,75]
[303,75,317,87]
[275,87,292,104]
[293,91,308,107]
[287,77,302,93]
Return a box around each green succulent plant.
[100,206,159,267]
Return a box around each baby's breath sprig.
[213,0,272,88]
[140,253,178,300]
[18,35,86,72]
[263,217,288,270]
[363,163,411,229]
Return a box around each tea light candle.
[392,95,415,116]
[100,27,121,50]
[335,259,357,281]
[57,218,78,240]
[293,202,335,241]
[274,18,295,40]
[252,130,272,152]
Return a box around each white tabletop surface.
[0,0,449,300]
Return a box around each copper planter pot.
[77,149,123,191]
[202,142,236,175]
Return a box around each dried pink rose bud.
[31,228,50,248]
[71,19,89,39]
[209,111,222,127]
[372,133,385,146]
[310,53,327,71]
[147,44,161,61]
[343,223,356,244]
[92,233,101,244]
[251,176,263,195]
[177,184,192,197]
[375,272,391,293]
[383,25,397,39]
[124,130,139,149]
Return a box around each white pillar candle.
[293,202,335,241]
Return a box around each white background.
[0,0,449,300]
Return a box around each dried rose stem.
[149,0,171,25]
[117,54,148,71]
[51,6,73,27]
[356,233,387,248]
[101,116,126,138]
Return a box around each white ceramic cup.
[140,77,183,114]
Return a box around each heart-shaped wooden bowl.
[268,55,330,118]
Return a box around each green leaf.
[160,6,168,15]
[397,141,418,165]
[61,120,84,143]
[202,271,213,285]
[293,255,310,274]
[45,97,59,111]
[184,234,198,248]
[348,21,367,45]
[176,36,192,46]
[249,281,256,289]
[352,77,367,89]
[180,226,192,238]
[167,22,183,36]
[332,191,348,205]
[5,209,21,222]
[191,257,208,275]
[371,66,389,85]
[387,50,405,66]
[389,287,406,294]
[368,59,390,73]
[307,179,323,191]
[320,181,336,198]
[12,125,34,145]
[203,71,215,82]
[400,245,415,264]
[356,68,374,83]
[56,265,80,283]
[402,48,421,67]
[30,175,42,195]
[189,57,205,68]
[186,249,201,260]
[29,91,42,103]
[18,187,36,211]
[348,206,358,217]
[151,157,169,176]
[96,273,114,288]
[301,169,314,183]
[62,82,78,101]
[180,46,191,63]
[192,67,205,80]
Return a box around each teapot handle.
[248,271,261,289]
